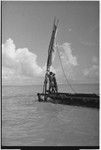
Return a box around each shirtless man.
[49,72,58,93]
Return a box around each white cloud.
[55,42,78,80]
[58,43,78,66]
[2,38,43,79]
[2,67,16,79]
[83,65,99,77]
[2,39,78,83]
[83,56,99,78]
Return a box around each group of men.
[44,71,58,93]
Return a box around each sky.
[2,1,99,85]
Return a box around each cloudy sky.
[2,1,99,85]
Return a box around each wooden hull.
[37,93,99,108]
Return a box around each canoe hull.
[37,93,99,108]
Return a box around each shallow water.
[2,84,99,146]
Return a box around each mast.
[43,18,59,100]
[46,18,59,72]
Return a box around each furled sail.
[46,18,59,72]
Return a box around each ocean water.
[2,84,99,146]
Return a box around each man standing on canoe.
[49,72,58,93]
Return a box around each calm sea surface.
[2,84,99,146]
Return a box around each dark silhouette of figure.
[49,72,58,93]
[52,73,58,92]
[43,71,50,94]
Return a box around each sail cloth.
[46,18,59,72]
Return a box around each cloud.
[2,38,43,79]
[83,65,99,77]
[83,56,99,78]
[2,39,78,83]
[55,42,78,80]
[58,43,78,66]
[2,67,16,79]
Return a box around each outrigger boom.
[37,18,99,108]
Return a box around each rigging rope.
[57,46,77,93]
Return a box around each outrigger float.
[37,18,99,109]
